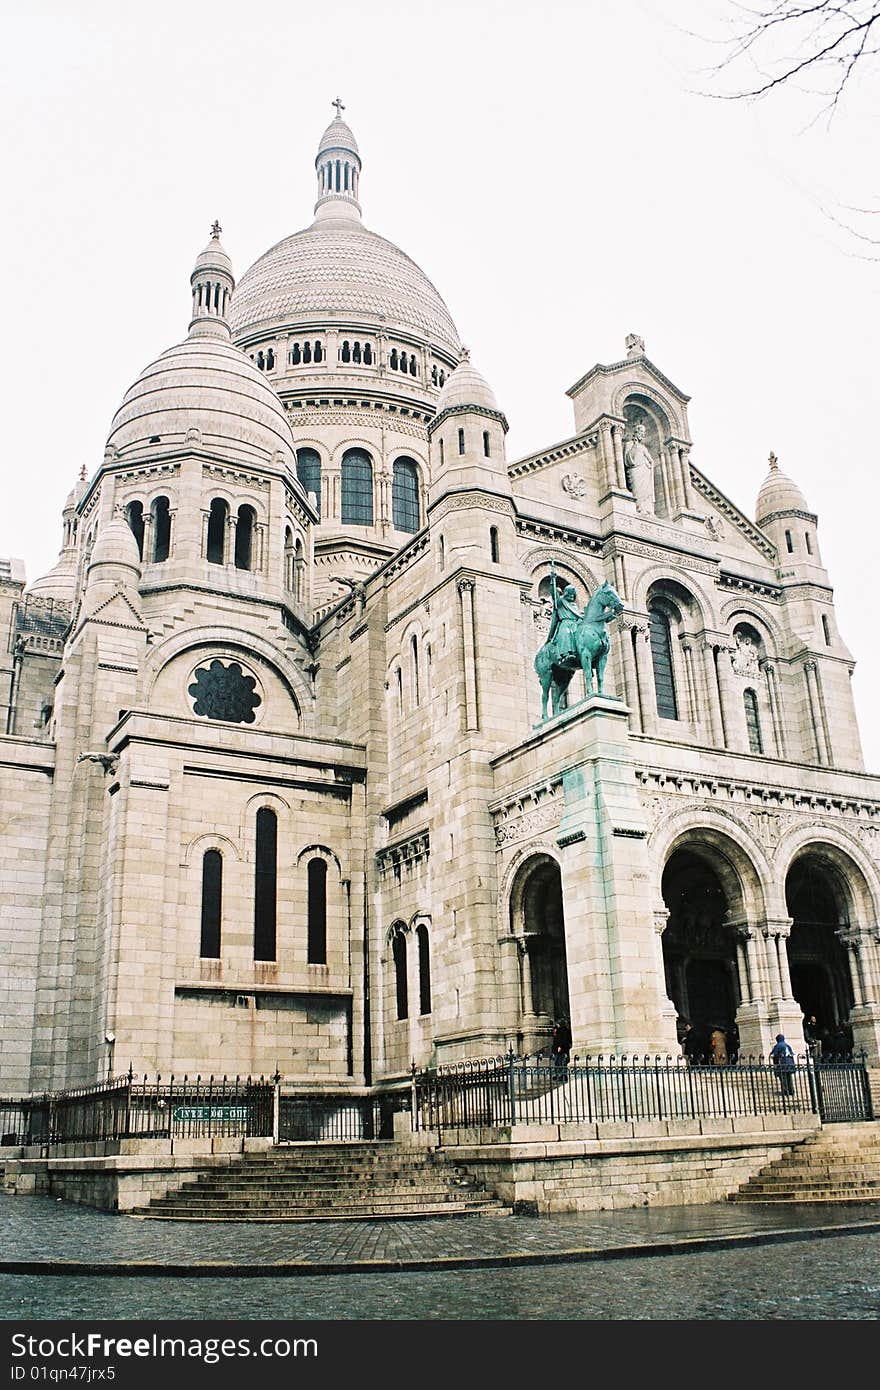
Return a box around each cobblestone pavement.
[2,1191,880,1273]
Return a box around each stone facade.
[2,111,879,1100]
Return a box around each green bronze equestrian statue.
[535,575,624,720]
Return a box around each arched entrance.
[661,847,741,1058]
[510,855,571,1039]
[786,856,855,1057]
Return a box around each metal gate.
[812,1059,873,1123]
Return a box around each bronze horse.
[535,581,624,720]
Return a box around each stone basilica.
[2,108,880,1100]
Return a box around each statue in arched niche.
[624,421,656,515]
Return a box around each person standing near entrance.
[770,1033,796,1096]
[550,1018,572,1078]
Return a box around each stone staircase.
[129,1141,510,1222]
[729,1121,880,1204]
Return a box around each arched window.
[417,923,431,1015]
[307,858,327,965]
[489,526,500,563]
[389,348,399,370]
[294,537,305,602]
[302,341,312,364]
[266,348,275,370]
[283,525,295,591]
[235,505,255,570]
[352,341,361,364]
[411,634,420,706]
[649,607,678,720]
[438,535,445,571]
[254,807,277,961]
[340,339,351,363]
[152,496,171,563]
[313,340,323,363]
[341,449,373,525]
[805,531,813,555]
[392,458,420,532]
[200,849,222,959]
[291,344,301,365]
[256,351,265,370]
[206,498,228,564]
[743,688,763,754]
[296,448,321,519]
[125,501,144,560]
[409,355,417,376]
[439,437,444,467]
[392,928,408,1020]
[363,343,373,365]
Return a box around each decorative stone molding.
[376,830,430,877]
[690,469,777,561]
[561,471,589,499]
[203,464,270,492]
[507,434,598,481]
[718,572,782,601]
[516,517,603,554]
[491,779,564,848]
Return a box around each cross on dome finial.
[79,464,87,482]
[332,96,345,118]
[768,451,778,470]
[211,220,222,238]
[460,345,470,361]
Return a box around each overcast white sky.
[1,0,878,765]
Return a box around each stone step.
[132,1203,509,1223]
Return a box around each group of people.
[679,1020,739,1066]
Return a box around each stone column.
[225,513,236,566]
[701,642,725,746]
[619,620,642,731]
[804,660,831,765]
[664,445,682,514]
[166,507,176,561]
[200,510,210,560]
[680,638,699,726]
[142,513,154,564]
[632,622,657,734]
[653,906,679,1039]
[611,425,626,490]
[678,447,694,512]
[763,919,805,1050]
[715,644,748,752]
[458,578,479,731]
[600,420,618,494]
[761,660,786,757]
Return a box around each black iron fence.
[0,1073,274,1151]
[278,1092,409,1142]
[413,1051,873,1136]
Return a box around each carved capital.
[804,659,818,675]
[457,577,475,595]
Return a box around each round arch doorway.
[786,855,855,1058]
[510,855,571,1049]
[661,847,741,1062]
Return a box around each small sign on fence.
[172,1105,250,1121]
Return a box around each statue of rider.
[547,579,582,665]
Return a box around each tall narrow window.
[206,498,228,564]
[283,525,295,590]
[417,923,431,1015]
[307,858,327,964]
[200,849,222,959]
[785,530,794,553]
[126,501,144,560]
[392,929,408,1020]
[458,427,465,455]
[296,448,321,518]
[482,430,490,457]
[489,526,500,563]
[411,635,420,706]
[152,496,171,563]
[822,614,831,646]
[439,437,444,466]
[805,531,813,555]
[235,505,255,570]
[341,449,373,525]
[649,607,678,719]
[392,457,420,532]
[438,535,445,571]
[743,688,763,754]
[254,807,277,961]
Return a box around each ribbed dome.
[229,219,460,356]
[106,335,297,468]
[192,225,233,279]
[435,354,500,414]
[756,453,811,523]
[28,552,78,602]
[318,118,359,157]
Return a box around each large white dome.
[106,335,297,468]
[229,214,461,357]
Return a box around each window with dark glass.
[785,530,794,553]
[296,448,321,519]
[200,850,222,958]
[483,430,490,457]
[254,807,277,961]
[126,501,144,560]
[649,607,678,719]
[489,526,500,563]
[417,923,431,1015]
[341,449,373,525]
[152,496,171,563]
[822,614,831,645]
[458,427,465,455]
[206,498,228,564]
[235,504,255,570]
[392,458,420,532]
[307,858,327,965]
[393,929,408,1020]
[744,688,763,754]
